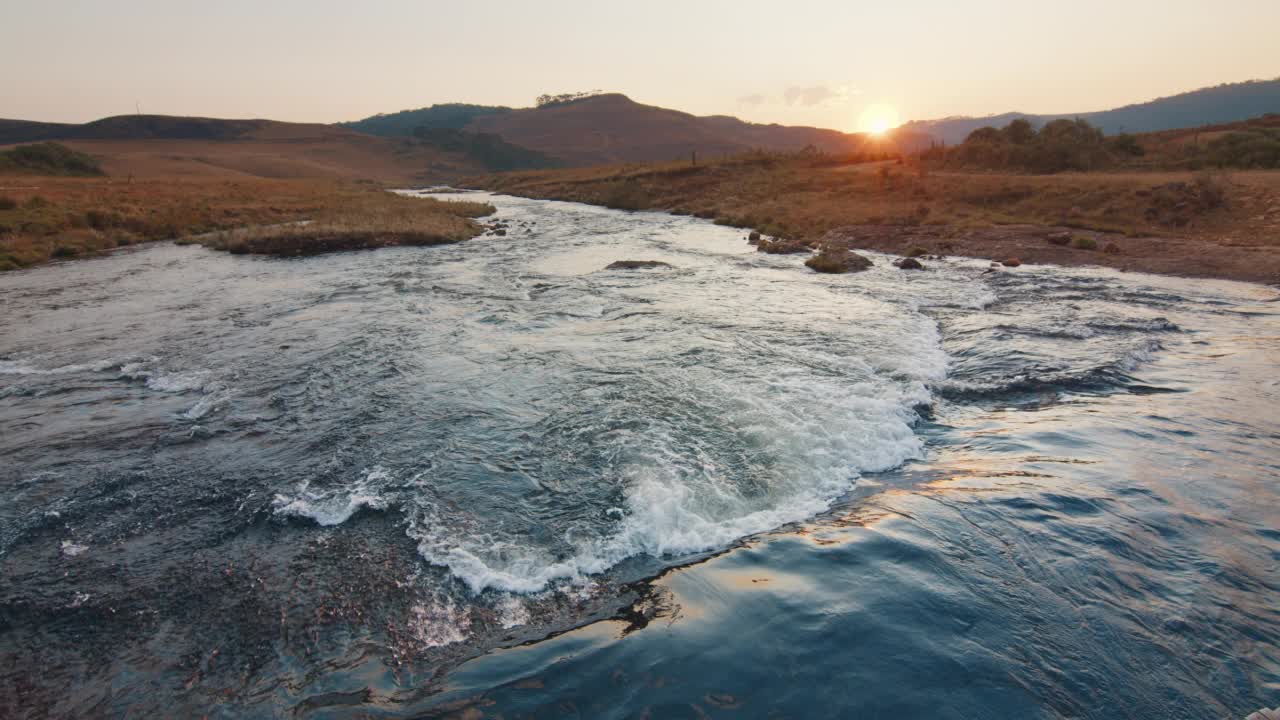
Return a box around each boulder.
[805,245,873,274]
[1002,258,1022,267]
[747,231,762,245]
[894,257,925,270]
[605,260,673,270]
[757,238,811,255]
[1103,242,1122,255]
[1047,232,1071,246]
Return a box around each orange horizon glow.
[858,103,901,136]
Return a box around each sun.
[859,103,901,136]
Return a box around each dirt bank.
[820,223,1280,285]
[472,157,1280,285]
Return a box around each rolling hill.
[905,78,1280,145]
[344,94,919,167]
[0,115,483,182]
[338,103,514,137]
[466,94,864,165]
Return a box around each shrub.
[1107,133,1145,157]
[1193,172,1227,210]
[925,118,1111,173]
[1071,235,1098,250]
[1199,129,1280,169]
[86,209,123,230]
[0,143,103,176]
[0,195,16,211]
[51,245,80,258]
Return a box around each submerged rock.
[894,257,925,270]
[605,260,674,270]
[757,238,810,255]
[805,245,872,274]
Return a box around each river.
[1,191,1277,718]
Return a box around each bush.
[1193,172,1227,209]
[1107,133,1145,157]
[0,143,103,176]
[0,195,16,211]
[1200,129,1280,169]
[85,209,123,230]
[1071,235,1098,250]
[51,245,80,258]
[924,118,1111,173]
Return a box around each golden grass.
[472,155,1280,248]
[0,177,492,269]
[196,194,494,255]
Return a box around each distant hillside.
[411,127,558,172]
[339,104,513,137]
[0,115,348,144]
[0,119,78,145]
[0,115,488,182]
[464,93,881,166]
[905,78,1280,144]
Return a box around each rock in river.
[805,245,873,274]
[605,260,674,270]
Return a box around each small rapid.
[2,191,1276,719]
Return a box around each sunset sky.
[5,0,1278,132]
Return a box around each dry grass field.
[191,193,494,255]
[53,136,471,183]
[0,177,492,270]
[472,155,1280,283]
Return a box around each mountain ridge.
[905,78,1280,144]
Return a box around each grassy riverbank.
[471,154,1280,283]
[189,193,494,256]
[0,177,492,270]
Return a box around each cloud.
[738,85,860,109]
[786,84,860,106]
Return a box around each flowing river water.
[1,191,1278,718]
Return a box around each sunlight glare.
[859,103,901,136]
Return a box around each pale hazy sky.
[5,0,1278,131]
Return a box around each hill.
[0,115,485,182]
[345,94,921,167]
[905,78,1280,145]
[468,93,884,165]
[337,103,513,137]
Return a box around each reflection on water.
[0,192,1277,718]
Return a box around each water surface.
[1,192,1277,718]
